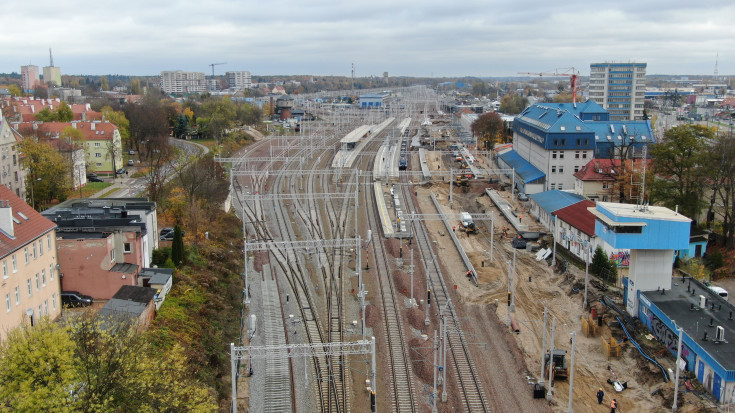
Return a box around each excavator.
[543,349,569,383]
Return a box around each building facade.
[589,62,647,120]
[42,66,62,87]
[0,185,60,341]
[0,115,27,199]
[20,65,40,92]
[160,71,207,94]
[226,71,252,90]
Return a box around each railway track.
[398,167,491,412]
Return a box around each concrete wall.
[626,249,674,314]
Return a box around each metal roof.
[528,190,586,217]
[497,150,545,183]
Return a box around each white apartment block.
[588,62,646,121]
[21,65,40,91]
[160,71,207,94]
[42,66,62,87]
[226,71,252,90]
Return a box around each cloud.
[1,0,733,76]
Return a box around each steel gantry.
[231,338,377,413]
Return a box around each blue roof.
[528,190,586,217]
[498,150,545,183]
[516,105,589,133]
[586,121,655,146]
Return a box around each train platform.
[374,182,395,237]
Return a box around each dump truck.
[543,349,569,382]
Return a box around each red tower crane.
[517,68,580,105]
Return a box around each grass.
[68,182,112,199]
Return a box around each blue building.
[639,277,735,403]
[359,93,389,108]
[503,102,653,194]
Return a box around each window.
[14,171,17,182]
[41,269,46,286]
[24,247,29,264]
[5,293,10,312]
[39,240,44,256]
[96,163,102,167]
[14,287,20,304]
[551,166,557,173]
[550,183,556,190]
[94,142,101,147]
[35,274,40,290]
[583,151,587,159]
[554,139,559,146]
[575,151,580,159]
[603,182,610,189]
[32,243,37,259]
[124,243,132,253]
[44,300,49,316]
[49,264,55,281]
[576,139,581,145]
[559,152,564,159]
[552,151,557,159]
[12,154,16,166]
[47,234,51,250]
[558,167,564,173]
[561,139,566,145]
[558,183,563,190]
[574,166,579,173]
[52,293,57,309]
[27,279,32,297]
[110,249,115,262]
[2,261,6,279]
[95,153,102,158]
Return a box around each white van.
[709,286,729,300]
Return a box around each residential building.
[160,71,207,94]
[1,97,102,122]
[226,71,252,90]
[42,65,62,87]
[588,62,647,120]
[503,101,653,194]
[0,115,27,199]
[0,185,60,341]
[41,198,158,300]
[98,285,157,328]
[15,121,122,174]
[20,65,40,92]
[138,267,173,310]
[573,158,651,203]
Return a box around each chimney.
[0,200,14,237]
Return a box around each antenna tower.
[351,63,355,95]
[49,48,54,67]
[714,52,719,81]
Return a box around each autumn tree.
[55,101,74,122]
[7,84,22,97]
[197,97,237,140]
[18,137,72,209]
[499,93,528,115]
[130,78,142,94]
[471,112,508,149]
[649,124,715,220]
[124,94,170,155]
[705,132,735,247]
[101,106,130,143]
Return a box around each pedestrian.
[519,214,523,223]
[596,388,604,404]
[610,398,617,413]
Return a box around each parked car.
[159,227,174,240]
[129,150,135,155]
[116,168,127,175]
[88,176,104,183]
[61,291,93,308]
[127,159,134,166]
[86,172,97,179]
[517,192,529,202]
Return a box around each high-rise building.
[42,66,62,87]
[160,71,207,94]
[588,62,646,121]
[226,71,252,90]
[20,65,40,91]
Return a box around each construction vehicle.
[465,222,479,234]
[543,349,570,382]
[455,175,469,187]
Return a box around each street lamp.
[29,177,42,210]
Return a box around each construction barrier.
[601,336,621,360]
[581,315,599,337]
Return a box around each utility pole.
[539,307,548,386]
[567,331,577,413]
[583,246,590,309]
[546,316,556,401]
[672,324,684,411]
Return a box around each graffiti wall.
[609,250,630,267]
[649,313,691,368]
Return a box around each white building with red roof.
[0,114,27,200]
[0,185,60,341]
[0,97,102,122]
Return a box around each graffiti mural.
[609,250,630,267]
[650,314,690,361]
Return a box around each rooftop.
[642,277,735,371]
[597,202,691,222]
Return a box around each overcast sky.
[2,0,733,78]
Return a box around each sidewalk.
[89,176,143,199]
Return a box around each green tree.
[101,106,130,143]
[55,101,74,122]
[590,246,617,284]
[130,78,142,94]
[35,107,56,122]
[471,112,507,149]
[172,225,185,265]
[7,84,22,97]
[100,76,109,91]
[650,124,715,220]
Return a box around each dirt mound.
[405,306,427,330]
[384,238,401,258]
[253,251,269,272]
[408,337,434,383]
[392,270,410,296]
[364,304,380,328]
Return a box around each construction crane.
[517,68,580,104]
[208,62,227,79]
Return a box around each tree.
[130,78,142,94]
[706,132,735,247]
[499,93,528,115]
[590,246,617,284]
[471,112,507,149]
[7,84,22,97]
[172,225,185,265]
[649,125,715,220]
[35,107,56,122]
[18,137,72,209]
[101,106,130,143]
[99,76,109,91]
[55,101,74,122]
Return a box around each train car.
[398,155,408,170]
